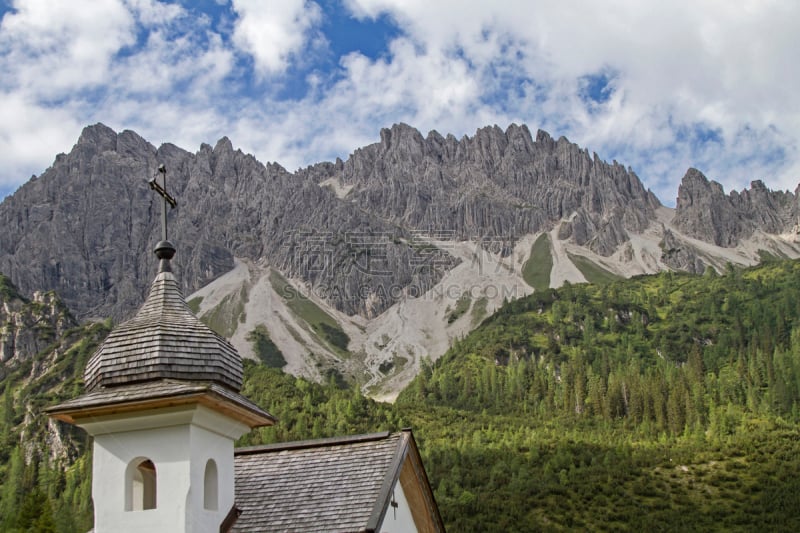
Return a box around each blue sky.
[1,0,799,206]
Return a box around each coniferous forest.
[3,259,800,531]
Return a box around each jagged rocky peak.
[461,124,509,164]
[117,129,155,157]
[74,123,157,161]
[5,121,796,325]
[675,168,724,206]
[673,168,799,247]
[368,122,540,168]
[0,125,235,322]
[505,123,535,153]
[334,122,660,256]
[214,136,235,152]
[76,122,118,151]
[380,122,425,149]
[0,123,453,321]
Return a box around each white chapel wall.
[92,423,191,532]
[379,481,418,533]
[84,404,248,533]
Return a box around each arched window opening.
[204,459,218,511]
[126,458,157,511]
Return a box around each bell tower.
[46,166,274,532]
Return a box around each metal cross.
[149,164,177,241]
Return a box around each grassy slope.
[522,233,552,291]
[199,286,247,338]
[268,269,351,355]
[567,251,622,284]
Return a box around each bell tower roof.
[83,241,243,392]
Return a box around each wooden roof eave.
[365,430,410,532]
[45,389,275,429]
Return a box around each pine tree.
[0,446,24,530]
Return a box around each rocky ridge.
[0,124,453,322]
[672,167,800,247]
[2,123,800,398]
[306,123,660,256]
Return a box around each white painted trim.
[77,403,250,439]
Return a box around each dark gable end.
[396,432,445,533]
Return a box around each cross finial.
[149,164,177,271]
[149,164,177,241]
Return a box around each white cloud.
[0,0,135,95]
[126,0,184,26]
[0,0,135,188]
[231,0,322,76]
[0,92,82,179]
[0,0,235,188]
[334,0,800,201]
[1,0,798,207]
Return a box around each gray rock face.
[1,276,76,364]
[306,123,661,257]
[672,168,799,247]
[659,228,705,274]
[0,124,234,322]
[1,123,796,324]
[0,124,453,321]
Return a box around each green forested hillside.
[395,259,800,531]
[3,260,800,531]
[405,260,800,422]
[0,319,110,532]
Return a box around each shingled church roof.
[83,241,242,392]
[232,430,445,533]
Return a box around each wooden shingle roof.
[84,268,242,392]
[232,430,445,533]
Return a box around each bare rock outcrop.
[306,123,661,256]
[0,275,76,364]
[659,229,705,273]
[672,168,799,247]
[0,124,453,321]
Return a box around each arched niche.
[203,459,218,511]
[125,458,157,511]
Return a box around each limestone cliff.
[1,123,798,327]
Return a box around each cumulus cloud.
[0,0,798,205]
[0,0,134,187]
[0,0,235,187]
[231,0,322,76]
[0,0,135,95]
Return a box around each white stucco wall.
[379,481,418,533]
[79,404,249,533]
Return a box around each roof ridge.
[234,431,395,455]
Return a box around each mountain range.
[2,123,798,399]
